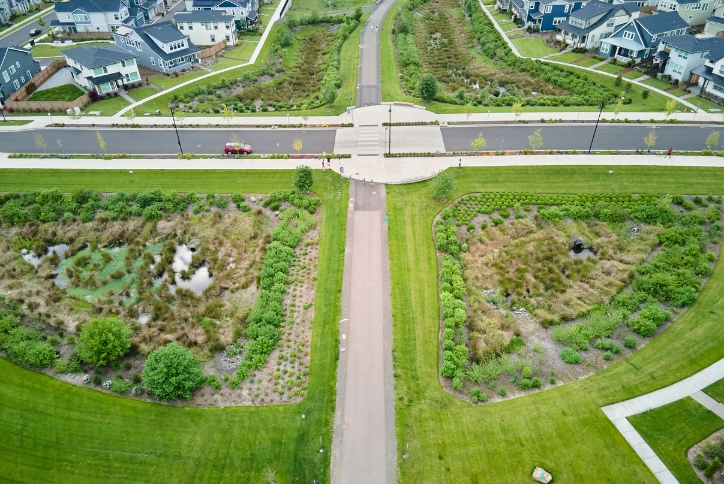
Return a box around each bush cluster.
[0,310,56,368]
[439,255,468,378]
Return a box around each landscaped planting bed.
[0,187,321,406]
[434,192,721,403]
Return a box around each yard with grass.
[283,0,374,18]
[573,56,600,67]
[210,43,257,70]
[594,62,627,74]
[623,70,645,80]
[148,70,206,90]
[641,77,674,91]
[704,378,724,403]
[548,52,584,63]
[31,41,113,58]
[694,96,723,113]
[127,87,158,102]
[510,37,558,58]
[28,84,85,102]
[388,165,724,482]
[84,95,131,116]
[0,120,32,126]
[630,398,724,482]
[0,170,347,483]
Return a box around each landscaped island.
[0,181,320,406]
[434,191,722,403]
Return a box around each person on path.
[667,147,672,158]
[326,154,331,166]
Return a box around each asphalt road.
[357,0,395,107]
[0,128,337,154]
[0,11,57,48]
[441,124,724,152]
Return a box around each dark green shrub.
[694,452,708,470]
[519,379,532,389]
[292,166,314,192]
[492,217,504,226]
[623,336,637,348]
[498,386,507,396]
[471,387,486,403]
[549,376,556,385]
[499,209,510,218]
[603,352,613,361]
[206,374,223,389]
[77,317,131,367]
[704,457,721,478]
[110,377,131,393]
[531,377,541,388]
[142,342,204,401]
[560,348,582,364]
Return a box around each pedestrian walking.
[326,154,331,166]
[667,147,672,158]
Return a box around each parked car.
[29,29,42,36]
[224,142,252,154]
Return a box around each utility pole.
[588,102,604,154]
[170,107,184,155]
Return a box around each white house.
[174,10,236,45]
[183,0,258,29]
[654,34,724,82]
[113,22,200,73]
[657,0,714,26]
[558,1,641,49]
[704,2,724,34]
[61,44,141,94]
[689,43,724,102]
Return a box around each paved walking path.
[601,357,724,484]
[331,179,396,484]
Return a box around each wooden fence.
[63,32,114,41]
[4,59,91,113]
[198,40,226,58]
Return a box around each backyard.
[388,165,724,482]
[28,84,85,102]
[0,169,347,483]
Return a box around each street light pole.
[388,105,392,155]
[588,102,604,154]
[170,108,183,156]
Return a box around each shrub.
[603,351,613,361]
[292,165,314,192]
[431,170,456,201]
[703,440,724,460]
[531,377,541,388]
[206,374,223,389]
[623,336,637,348]
[498,386,507,396]
[492,217,504,226]
[519,378,532,389]
[417,73,440,101]
[77,317,131,367]
[470,387,486,403]
[142,342,204,401]
[522,366,532,378]
[694,452,708,470]
[560,348,582,364]
[110,377,131,393]
[549,376,556,385]
[704,457,722,479]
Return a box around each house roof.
[89,71,124,84]
[0,45,33,69]
[690,63,724,86]
[705,15,724,25]
[174,10,233,22]
[660,34,724,53]
[61,44,137,68]
[135,21,187,43]
[705,44,724,60]
[115,22,200,61]
[636,11,689,35]
[604,35,645,51]
[55,0,123,13]
[510,0,525,8]
[561,2,640,36]
[572,0,639,20]
[673,0,701,5]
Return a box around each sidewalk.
[1,154,723,184]
[601,358,724,484]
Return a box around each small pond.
[21,244,70,268]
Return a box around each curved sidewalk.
[601,358,724,484]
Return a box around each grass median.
[388,165,724,483]
[0,169,347,483]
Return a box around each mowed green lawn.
[510,37,558,57]
[704,378,724,403]
[0,170,347,483]
[387,166,724,483]
[629,398,724,482]
[28,84,85,102]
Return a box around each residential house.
[0,45,40,102]
[509,0,586,32]
[51,0,165,33]
[653,34,724,82]
[174,10,236,45]
[598,10,689,63]
[0,0,44,25]
[557,1,641,49]
[689,43,724,102]
[657,0,714,26]
[703,2,724,35]
[62,44,141,95]
[112,21,200,73]
[183,0,258,30]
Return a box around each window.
[15,61,20,68]
[225,34,230,41]
[151,57,155,65]
[20,76,24,83]
[688,15,693,21]
[188,22,193,29]
[128,71,139,81]
[210,34,216,42]
[564,4,569,12]
[225,22,230,29]
[178,23,184,29]
[93,66,109,75]
[206,22,211,30]
[73,13,89,22]
[114,13,119,19]
[703,3,709,9]
[553,17,566,25]
[121,58,135,67]
[675,48,688,59]
[545,5,552,13]
[606,18,614,27]
[529,3,534,9]
[693,3,700,9]
[213,22,218,29]
[13,79,20,90]
[26,70,31,79]
[591,33,596,42]
[718,64,724,75]
[2,71,9,83]
[623,31,635,40]
[671,62,684,74]
[158,58,163,66]
[601,42,610,53]
[714,83,724,94]
[100,81,113,93]
[8,65,15,74]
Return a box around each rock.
[250,196,256,202]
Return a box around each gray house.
[653,34,724,82]
[183,0,258,30]
[0,0,44,25]
[0,45,41,102]
[112,21,200,73]
[557,1,641,50]
[598,11,689,64]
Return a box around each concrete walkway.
[601,357,724,484]
[331,179,396,484]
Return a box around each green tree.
[142,343,204,401]
[465,102,473,122]
[528,128,543,150]
[292,137,303,154]
[278,27,294,48]
[642,89,650,99]
[431,170,456,201]
[321,84,337,106]
[353,6,363,21]
[664,98,677,119]
[512,102,523,121]
[417,73,440,102]
[614,73,622,87]
[38,17,45,27]
[222,104,234,125]
[126,107,136,126]
[293,165,314,191]
[77,317,131,366]
[470,132,487,152]
[34,133,47,154]
[613,97,623,120]
[96,129,107,154]
[706,130,720,150]
[643,129,657,152]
